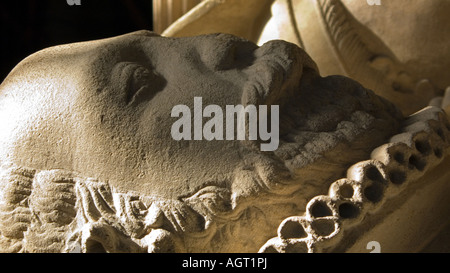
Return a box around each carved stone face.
[0,30,315,201]
[0,31,403,252]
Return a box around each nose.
[200,33,258,71]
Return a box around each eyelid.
[112,62,152,101]
[111,62,136,88]
[119,62,149,85]
[110,61,165,106]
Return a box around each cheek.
[136,100,174,152]
[76,86,141,155]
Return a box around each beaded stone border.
[259,106,450,253]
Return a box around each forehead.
[80,32,253,88]
[87,31,254,64]
[12,31,254,84]
[80,33,192,85]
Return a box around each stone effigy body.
[0,0,449,253]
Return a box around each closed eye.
[115,62,166,105]
[126,65,152,103]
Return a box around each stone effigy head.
[0,31,402,252]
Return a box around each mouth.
[276,75,403,178]
[237,40,404,197]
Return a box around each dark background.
[0,0,154,82]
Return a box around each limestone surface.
[0,31,403,252]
